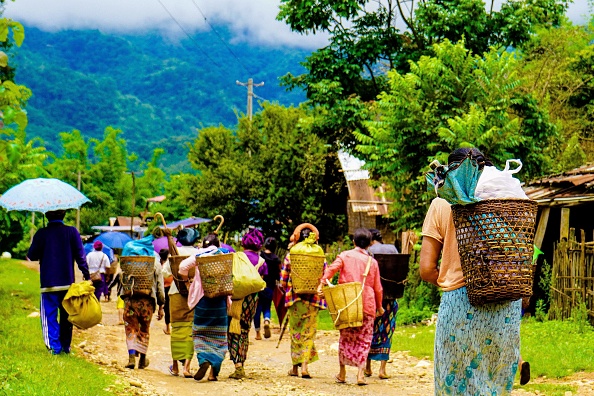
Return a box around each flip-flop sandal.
[168,365,179,376]
[183,371,193,378]
[379,373,390,380]
[335,375,346,384]
[288,369,298,377]
[194,362,211,381]
[208,377,218,382]
[357,380,368,386]
[364,370,372,377]
[301,372,312,379]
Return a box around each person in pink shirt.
[318,228,384,386]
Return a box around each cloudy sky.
[3,0,590,50]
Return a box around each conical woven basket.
[452,198,538,306]
[290,254,325,294]
[120,256,154,296]
[169,255,193,297]
[197,253,234,298]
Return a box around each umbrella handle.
[213,215,224,235]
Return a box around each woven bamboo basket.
[290,254,326,294]
[452,198,538,307]
[120,256,155,296]
[375,253,410,300]
[169,255,193,297]
[323,282,364,329]
[197,253,234,298]
[104,260,119,275]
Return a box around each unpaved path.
[20,261,594,395]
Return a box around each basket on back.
[452,198,538,306]
[120,256,155,296]
[374,253,410,300]
[197,253,234,298]
[324,281,364,329]
[169,255,193,297]
[289,233,326,294]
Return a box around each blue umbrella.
[0,178,90,213]
[95,231,133,249]
[84,243,115,262]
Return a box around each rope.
[380,276,408,285]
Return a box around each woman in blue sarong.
[420,148,522,395]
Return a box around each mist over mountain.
[13,26,309,172]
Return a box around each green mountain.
[13,27,310,173]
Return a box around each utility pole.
[236,78,264,120]
[130,171,136,236]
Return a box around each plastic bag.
[475,159,529,200]
[289,233,325,257]
[63,281,102,329]
[231,252,266,300]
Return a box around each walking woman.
[178,232,229,382]
[365,229,399,379]
[228,227,266,379]
[420,147,522,395]
[121,238,165,370]
[318,228,383,385]
[254,237,281,340]
[280,224,327,378]
[162,228,200,378]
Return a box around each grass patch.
[519,383,577,395]
[391,324,435,360]
[0,259,123,395]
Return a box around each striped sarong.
[368,299,398,361]
[123,295,154,354]
[228,292,258,364]
[434,287,521,395]
[170,293,194,361]
[193,296,228,376]
[289,301,319,365]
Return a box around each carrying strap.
[330,256,372,326]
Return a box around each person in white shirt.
[86,240,111,301]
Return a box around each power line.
[155,0,222,68]
[189,0,254,76]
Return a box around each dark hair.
[369,228,382,242]
[264,237,277,252]
[46,210,66,221]
[202,233,220,248]
[298,228,313,243]
[158,248,169,261]
[177,228,199,246]
[448,148,493,169]
[353,228,372,249]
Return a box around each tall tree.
[355,40,557,230]
[278,0,568,147]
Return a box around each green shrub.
[396,305,436,325]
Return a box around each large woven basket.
[120,256,154,296]
[323,282,364,330]
[105,260,119,275]
[452,198,538,306]
[290,254,326,294]
[197,253,234,298]
[169,255,193,297]
[375,253,410,300]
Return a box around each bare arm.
[419,236,442,287]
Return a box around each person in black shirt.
[254,237,281,339]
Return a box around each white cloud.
[2,0,329,49]
[2,0,590,49]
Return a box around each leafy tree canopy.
[355,39,558,230]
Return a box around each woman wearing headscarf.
[178,232,230,382]
[280,223,327,378]
[227,227,266,380]
[318,228,383,386]
[162,228,199,378]
[420,147,522,395]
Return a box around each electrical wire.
[189,0,255,76]
[155,0,222,68]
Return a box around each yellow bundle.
[63,281,102,329]
[231,252,266,300]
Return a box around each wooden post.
[560,207,570,241]
[76,170,81,231]
[534,207,550,249]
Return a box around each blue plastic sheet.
[426,156,483,205]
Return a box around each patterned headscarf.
[241,228,264,251]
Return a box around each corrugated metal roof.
[523,162,594,204]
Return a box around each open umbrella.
[95,231,133,249]
[152,236,181,253]
[0,178,90,213]
[83,243,115,262]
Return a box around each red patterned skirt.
[338,314,374,368]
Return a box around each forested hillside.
[12,27,309,172]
